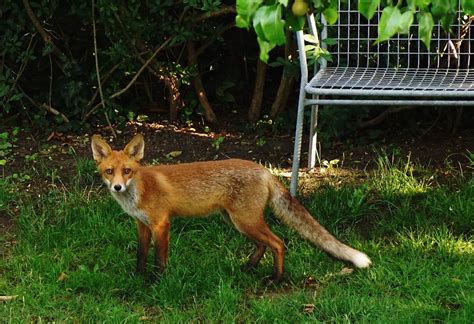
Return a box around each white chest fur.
[111,185,150,226]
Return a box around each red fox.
[91,134,371,282]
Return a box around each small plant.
[211,136,225,150]
[74,157,97,187]
[0,127,19,166]
[24,153,39,163]
[467,150,474,169]
[347,183,370,214]
[321,158,340,169]
[9,172,31,183]
[256,137,266,147]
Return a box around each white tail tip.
[352,252,372,268]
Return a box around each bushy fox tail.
[269,180,371,268]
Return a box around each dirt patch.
[5,119,474,186]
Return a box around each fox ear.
[91,135,112,163]
[124,134,144,161]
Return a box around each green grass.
[1,158,473,322]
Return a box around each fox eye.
[124,168,132,174]
[105,168,113,175]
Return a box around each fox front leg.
[150,218,171,274]
[136,220,151,274]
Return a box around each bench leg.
[308,103,320,169]
[290,92,307,197]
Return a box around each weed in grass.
[372,152,432,200]
[73,157,97,187]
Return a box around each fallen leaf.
[58,272,68,282]
[303,276,318,287]
[337,267,354,276]
[165,151,182,159]
[302,304,315,314]
[0,295,18,302]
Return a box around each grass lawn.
[1,156,473,322]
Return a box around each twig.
[109,38,171,100]
[357,106,417,129]
[84,61,122,110]
[2,35,36,105]
[48,54,53,108]
[195,22,235,57]
[18,85,70,123]
[92,0,116,138]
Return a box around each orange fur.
[91,134,371,281]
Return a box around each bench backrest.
[316,0,472,70]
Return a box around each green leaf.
[358,0,380,20]
[235,0,263,29]
[253,5,286,45]
[440,12,454,32]
[0,84,10,97]
[376,6,402,43]
[462,0,474,14]
[418,12,434,49]
[286,10,306,31]
[431,0,451,20]
[252,8,267,42]
[321,37,337,45]
[257,38,276,63]
[398,10,414,34]
[9,93,23,102]
[303,34,319,44]
[0,159,6,166]
[415,0,431,10]
[323,0,338,25]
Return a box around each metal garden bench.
[290,0,474,196]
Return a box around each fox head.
[91,134,144,193]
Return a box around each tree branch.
[92,0,116,138]
[187,40,218,125]
[194,5,236,23]
[195,22,235,57]
[18,85,70,123]
[109,38,171,100]
[357,106,417,129]
[21,0,64,58]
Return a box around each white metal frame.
[290,1,474,196]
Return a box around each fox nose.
[114,184,122,191]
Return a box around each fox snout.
[112,183,126,192]
[104,179,128,193]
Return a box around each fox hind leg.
[241,244,266,271]
[227,210,285,282]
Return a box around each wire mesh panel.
[306,0,474,97]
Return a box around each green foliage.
[0,0,240,126]
[237,0,473,61]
